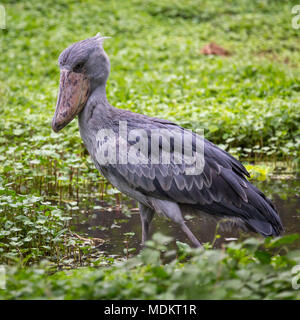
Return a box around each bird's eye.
[73,62,84,73]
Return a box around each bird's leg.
[138,202,155,247]
[180,222,202,248]
[150,198,203,248]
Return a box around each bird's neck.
[88,84,109,106]
[78,83,115,155]
[79,84,113,123]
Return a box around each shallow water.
[71,178,300,256]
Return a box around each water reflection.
[72,178,300,256]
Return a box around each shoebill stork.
[51,35,283,248]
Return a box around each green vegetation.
[0,0,299,299]
[1,233,300,300]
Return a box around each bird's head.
[52,34,110,132]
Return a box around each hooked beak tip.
[51,117,63,133]
[52,125,59,133]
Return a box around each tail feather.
[196,180,284,237]
[243,183,283,236]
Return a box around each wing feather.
[97,111,282,236]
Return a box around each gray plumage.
[53,35,283,247]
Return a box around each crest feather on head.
[95,33,111,45]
